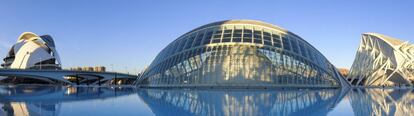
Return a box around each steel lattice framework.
[348,33,414,86]
[137,20,350,88]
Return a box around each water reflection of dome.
[137,89,345,116]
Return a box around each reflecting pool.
[0,85,413,116]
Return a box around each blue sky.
[0,1,413,74]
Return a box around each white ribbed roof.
[364,33,405,46]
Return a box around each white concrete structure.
[1,32,62,69]
[0,69,138,85]
[348,33,414,86]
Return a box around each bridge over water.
[0,69,138,85]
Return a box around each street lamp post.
[125,66,128,74]
[110,64,114,72]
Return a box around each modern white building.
[348,33,414,86]
[1,32,62,70]
[136,20,350,88]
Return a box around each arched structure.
[1,32,61,69]
[348,33,414,86]
[136,20,349,88]
[0,69,138,85]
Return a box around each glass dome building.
[136,20,349,88]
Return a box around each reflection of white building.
[0,102,62,116]
[348,33,414,86]
[1,32,62,69]
[348,89,414,116]
[1,102,61,116]
[0,86,134,116]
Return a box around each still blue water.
[0,85,412,116]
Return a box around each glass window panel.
[223,30,232,33]
[233,29,242,37]
[290,38,299,54]
[212,34,222,39]
[232,29,242,42]
[263,31,271,37]
[264,41,272,46]
[193,31,205,47]
[174,39,183,53]
[203,31,213,45]
[253,30,262,44]
[282,36,291,51]
[222,29,232,43]
[211,29,222,43]
[272,34,281,48]
[274,43,281,48]
[263,32,272,46]
[178,39,187,51]
[306,46,315,61]
[184,36,195,50]
[222,38,231,42]
[298,42,308,58]
[263,35,271,41]
[243,29,252,43]
[212,39,221,43]
[223,33,232,38]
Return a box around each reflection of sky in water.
[0,86,413,116]
[327,98,354,116]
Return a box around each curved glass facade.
[137,20,345,88]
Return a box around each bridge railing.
[0,68,139,77]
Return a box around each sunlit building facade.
[348,33,414,86]
[137,20,349,88]
[1,32,62,70]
